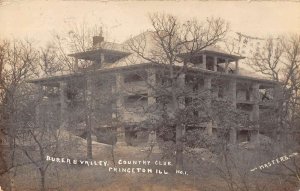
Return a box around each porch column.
[235,60,239,74]
[228,79,237,108]
[204,76,212,90]
[213,56,218,71]
[225,58,229,73]
[60,81,67,129]
[36,84,43,128]
[74,58,78,71]
[147,68,156,106]
[228,79,237,144]
[251,83,260,142]
[147,68,159,138]
[201,54,207,69]
[204,77,213,135]
[204,76,212,107]
[115,73,126,146]
[251,83,260,122]
[204,76,212,104]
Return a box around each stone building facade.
[29,33,278,146]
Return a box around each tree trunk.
[176,124,183,170]
[86,116,93,159]
[85,76,93,160]
[39,169,46,191]
[0,152,11,191]
[170,66,184,170]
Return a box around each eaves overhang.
[68,48,131,61]
[27,63,277,87]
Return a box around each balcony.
[123,81,148,94]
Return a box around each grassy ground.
[6,139,298,191]
[12,143,200,191]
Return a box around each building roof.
[196,46,244,60]
[28,31,274,84]
[68,41,130,61]
[28,62,277,87]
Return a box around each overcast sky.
[0,0,300,45]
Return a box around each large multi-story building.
[29,32,279,146]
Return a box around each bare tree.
[0,38,73,191]
[51,24,95,159]
[39,43,63,76]
[126,13,229,169]
[0,39,40,190]
[247,35,300,142]
[245,34,300,188]
[15,96,60,191]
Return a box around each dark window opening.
[124,73,146,83]
[246,90,250,101]
[217,65,225,72]
[207,63,214,71]
[125,94,148,108]
[46,86,59,98]
[218,87,224,98]
[189,55,202,65]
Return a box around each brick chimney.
[93,35,104,47]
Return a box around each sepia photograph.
[0,0,300,190]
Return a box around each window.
[124,94,148,108]
[218,86,224,98]
[189,55,202,65]
[124,73,146,83]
